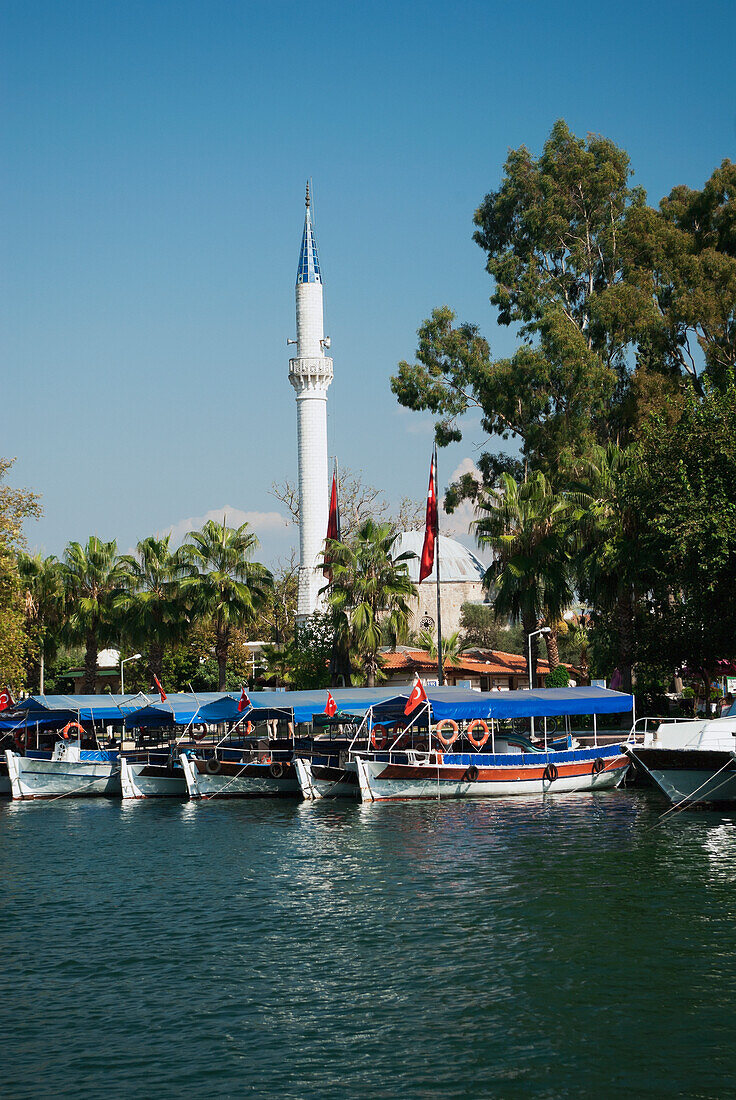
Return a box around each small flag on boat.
[404,676,428,716]
[419,445,438,582]
[0,688,12,712]
[238,686,251,712]
[324,691,337,717]
[154,675,167,702]
[323,464,341,578]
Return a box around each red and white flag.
[324,691,337,717]
[153,675,167,703]
[0,689,13,712]
[419,446,438,582]
[323,465,341,578]
[238,686,251,713]
[404,676,428,716]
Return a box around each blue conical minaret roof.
[296,181,322,284]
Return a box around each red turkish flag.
[323,468,340,578]
[153,675,167,702]
[0,689,12,712]
[404,676,428,716]
[324,691,337,717]
[419,447,437,582]
[238,687,251,713]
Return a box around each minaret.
[289,183,333,621]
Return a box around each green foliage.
[63,536,129,693]
[621,379,736,696]
[0,457,41,690]
[545,664,570,688]
[322,519,417,687]
[118,535,188,680]
[179,519,273,690]
[474,472,573,683]
[459,603,525,653]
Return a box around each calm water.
[1,791,736,1099]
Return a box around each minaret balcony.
[289,356,334,392]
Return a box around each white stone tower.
[289,183,333,620]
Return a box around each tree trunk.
[523,613,537,687]
[215,627,229,691]
[148,642,164,683]
[82,633,98,693]
[546,629,560,671]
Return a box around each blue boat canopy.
[8,685,634,730]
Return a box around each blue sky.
[3,0,734,566]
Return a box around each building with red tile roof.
[379,646,581,691]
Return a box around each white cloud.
[161,505,292,548]
[440,458,482,538]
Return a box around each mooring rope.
[652,757,736,827]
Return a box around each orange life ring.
[61,721,85,741]
[191,725,207,742]
[467,719,490,750]
[435,719,459,747]
[371,724,388,750]
[391,721,410,748]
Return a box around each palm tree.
[418,628,464,666]
[322,519,417,687]
[474,472,573,687]
[179,519,273,690]
[63,537,129,693]
[18,552,64,693]
[118,535,187,682]
[566,444,638,692]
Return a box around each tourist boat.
[353,742,629,802]
[120,751,188,799]
[179,746,300,799]
[5,729,121,801]
[294,756,360,800]
[343,684,633,803]
[624,709,736,808]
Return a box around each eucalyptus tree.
[474,472,573,685]
[17,552,64,693]
[119,535,188,683]
[63,537,129,693]
[392,121,643,496]
[179,519,273,690]
[321,519,417,688]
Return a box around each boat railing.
[625,716,700,744]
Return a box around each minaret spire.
[289,183,333,621]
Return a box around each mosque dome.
[392,530,487,585]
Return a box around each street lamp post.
[120,653,142,696]
[527,627,551,741]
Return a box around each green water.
[1,791,735,1098]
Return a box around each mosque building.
[288,187,488,635]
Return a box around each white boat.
[354,744,629,802]
[625,714,736,807]
[120,753,187,800]
[5,739,120,801]
[179,750,300,800]
[294,756,360,800]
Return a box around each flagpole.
[434,444,444,687]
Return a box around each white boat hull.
[294,757,359,800]
[120,757,187,799]
[627,747,736,806]
[179,753,300,799]
[355,747,629,802]
[5,750,120,800]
